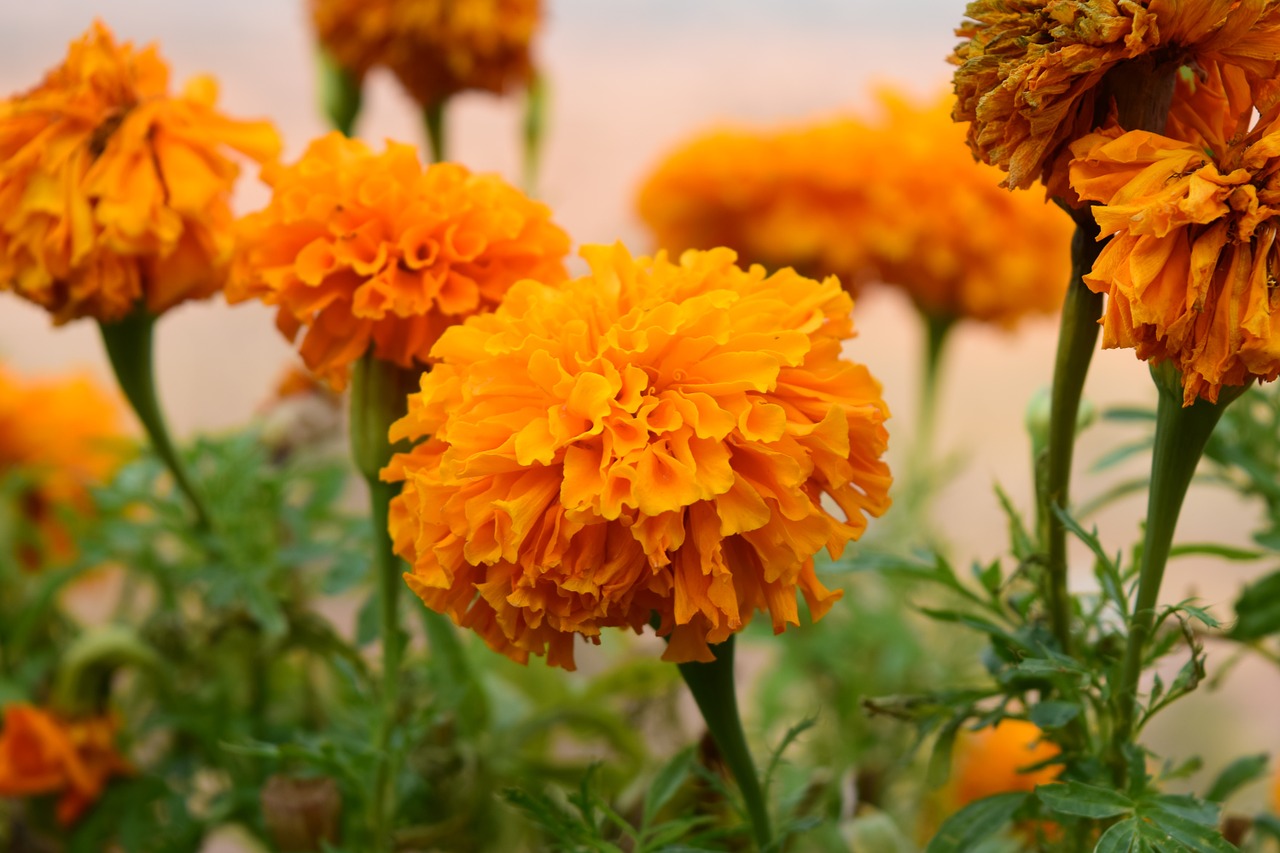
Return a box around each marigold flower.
[0,703,128,825]
[0,22,281,323]
[952,0,1280,193]
[1069,64,1280,404]
[860,92,1073,326]
[638,94,1073,326]
[311,0,540,107]
[0,366,124,570]
[636,121,881,292]
[229,132,569,389]
[948,719,1060,808]
[384,243,892,669]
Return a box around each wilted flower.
[0,703,128,825]
[311,0,540,108]
[1069,64,1280,404]
[0,21,280,323]
[229,133,569,389]
[952,0,1280,193]
[0,366,124,570]
[384,244,891,669]
[947,719,1060,809]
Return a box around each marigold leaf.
[1035,781,1133,819]
[1094,818,1144,853]
[923,792,1028,853]
[1205,754,1269,803]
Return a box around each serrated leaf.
[1144,794,1218,826]
[1137,805,1235,853]
[1230,570,1280,641]
[1205,754,1268,803]
[1028,701,1081,730]
[1036,781,1134,819]
[1095,818,1143,853]
[924,792,1028,853]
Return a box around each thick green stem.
[350,353,419,848]
[99,307,212,532]
[423,101,447,164]
[1039,219,1105,658]
[677,635,772,850]
[1110,365,1244,785]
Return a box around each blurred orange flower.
[637,120,880,293]
[0,366,124,570]
[948,719,1060,809]
[1069,64,1280,404]
[384,244,891,669]
[0,703,128,825]
[638,92,1073,327]
[952,0,1280,193]
[311,0,540,107]
[0,21,281,323]
[229,133,569,389]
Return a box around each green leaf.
[1091,437,1154,473]
[1028,701,1081,730]
[924,792,1028,853]
[1168,543,1264,562]
[1102,406,1157,422]
[927,715,965,788]
[643,748,695,828]
[1036,781,1134,819]
[1144,794,1218,826]
[1204,754,1268,803]
[355,591,379,647]
[1230,570,1280,641]
[1095,819,1144,853]
[1136,804,1234,853]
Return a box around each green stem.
[1110,364,1244,785]
[318,49,362,136]
[424,101,447,163]
[522,73,547,195]
[98,307,212,532]
[914,310,955,468]
[350,352,419,848]
[677,635,772,850]
[1039,219,1105,658]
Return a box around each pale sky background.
[1,0,1277,807]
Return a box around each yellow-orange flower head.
[859,92,1073,327]
[384,244,892,670]
[638,93,1074,327]
[637,121,881,293]
[311,0,540,107]
[0,703,128,825]
[228,133,570,389]
[0,22,281,323]
[0,366,124,570]
[952,0,1280,193]
[1070,65,1280,404]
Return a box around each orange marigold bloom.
[638,94,1073,326]
[1069,64,1280,404]
[0,703,128,825]
[228,132,569,389]
[311,0,540,107]
[384,243,892,669]
[952,0,1280,193]
[636,121,881,292]
[947,719,1060,809]
[0,22,281,323]
[861,92,1073,326]
[0,366,124,570]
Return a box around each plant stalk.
[1038,218,1105,658]
[914,310,956,470]
[677,635,772,850]
[98,307,212,532]
[1110,364,1244,784]
[424,101,447,163]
